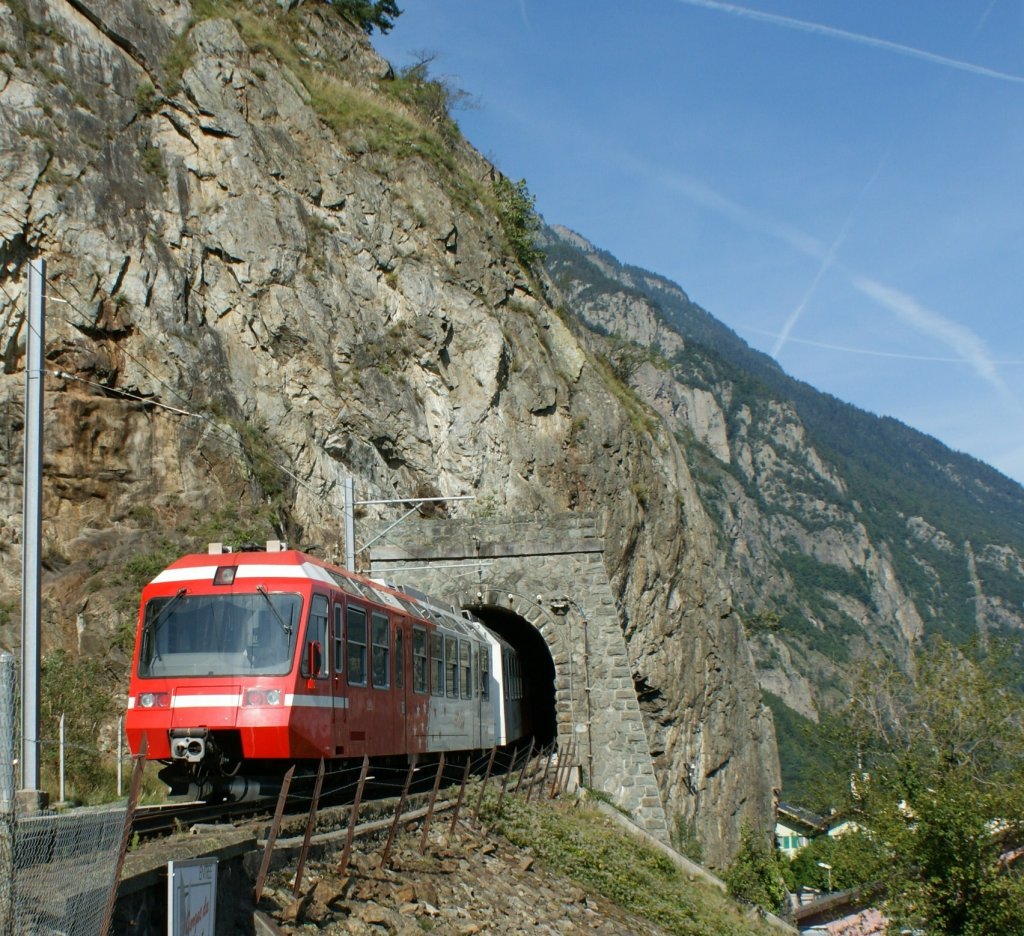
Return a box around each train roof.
[149,542,484,638]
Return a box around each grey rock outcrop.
[0,0,777,866]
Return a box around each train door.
[345,602,369,757]
[331,599,346,757]
[393,616,409,753]
[409,624,430,754]
[299,593,332,758]
[477,640,491,748]
[369,609,399,756]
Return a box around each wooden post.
[292,759,326,897]
[473,746,497,821]
[418,753,446,855]
[337,756,370,875]
[381,755,417,867]
[254,765,296,905]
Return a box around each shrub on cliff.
[328,0,401,34]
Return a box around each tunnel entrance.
[370,513,672,843]
[469,605,557,748]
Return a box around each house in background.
[776,802,826,857]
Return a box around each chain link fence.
[0,653,130,936]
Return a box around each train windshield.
[137,592,302,678]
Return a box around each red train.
[125,541,528,800]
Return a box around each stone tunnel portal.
[468,605,557,749]
[370,513,670,842]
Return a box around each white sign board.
[167,857,218,936]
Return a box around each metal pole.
[58,714,64,804]
[473,746,497,820]
[514,738,535,794]
[337,755,370,874]
[0,653,17,935]
[21,258,44,798]
[100,735,146,936]
[343,478,355,571]
[381,755,417,867]
[418,753,445,855]
[292,759,325,897]
[117,717,123,798]
[253,765,295,905]
[448,757,472,837]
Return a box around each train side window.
[394,626,404,690]
[371,612,390,689]
[347,605,367,686]
[430,632,444,697]
[445,635,458,699]
[333,604,344,675]
[301,595,329,679]
[459,640,471,700]
[480,646,490,700]
[412,627,428,694]
[503,651,510,701]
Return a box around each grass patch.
[593,352,658,436]
[483,794,779,935]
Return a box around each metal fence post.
[0,653,17,935]
[58,714,65,804]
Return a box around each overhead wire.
[40,267,480,559]
[3,263,489,586]
[5,266,351,536]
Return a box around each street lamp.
[817,861,833,892]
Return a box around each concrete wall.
[370,512,669,842]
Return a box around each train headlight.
[245,688,282,706]
[138,692,169,709]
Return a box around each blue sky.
[374,1,1024,485]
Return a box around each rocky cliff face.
[0,0,778,865]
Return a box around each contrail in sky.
[671,0,1024,84]
[518,0,531,30]
[747,327,1024,365]
[772,153,889,358]
[851,276,1010,395]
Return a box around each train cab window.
[394,627,404,690]
[371,612,390,689]
[347,605,367,686]
[412,627,428,694]
[430,633,444,697]
[333,604,344,675]
[301,595,330,679]
[480,646,490,700]
[445,635,458,699]
[459,640,471,700]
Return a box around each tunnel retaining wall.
[370,512,669,843]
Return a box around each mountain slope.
[543,224,1024,802]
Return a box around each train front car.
[125,542,322,801]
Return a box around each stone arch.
[371,513,671,842]
[455,586,570,751]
